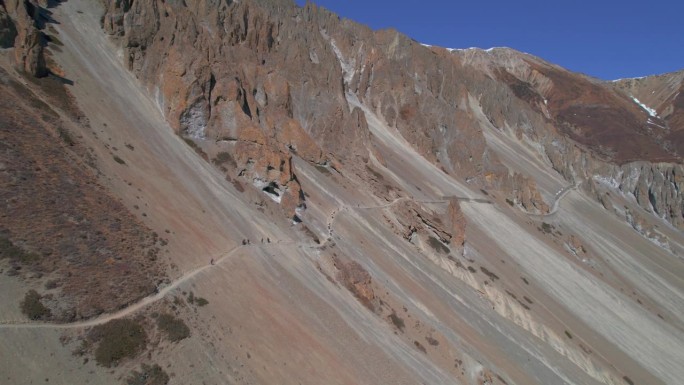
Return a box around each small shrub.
[413,340,427,354]
[21,290,51,320]
[90,319,147,367]
[113,155,126,165]
[480,266,499,281]
[541,222,553,234]
[213,151,236,168]
[57,126,75,146]
[127,364,169,385]
[623,376,634,385]
[0,236,38,264]
[426,336,439,346]
[194,297,209,307]
[564,330,573,339]
[427,236,450,254]
[314,164,331,175]
[156,313,190,342]
[388,311,405,332]
[365,165,384,181]
[505,198,515,206]
[182,137,208,160]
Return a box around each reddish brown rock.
[447,199,466,248]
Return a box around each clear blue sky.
[295,0,684,80]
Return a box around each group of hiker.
[210,237,273,266]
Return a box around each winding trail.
[0,241,294,329]
[529,182,580,220]
[0,193,496,329]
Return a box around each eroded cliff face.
[98,0,551,218]
[450,48,684,228]
[3,0,47,76]
[98,0,681,226]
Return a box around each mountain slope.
[0,0,683,384]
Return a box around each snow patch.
[631,96,658,117]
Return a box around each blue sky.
[294,0,684,80]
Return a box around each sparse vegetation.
[314,164,331,175]
[480,266,499,281]
[427,236,450,254]
[388,311,405,332]
[623,376,634,385]
[182,137,208,160]
[113,155,126,165]
[21,290,51,320]
[414,340,427,354]
[213,151,237,168]
[90,319,147,367]
[426,336,439,346]
[564,330,573,339]
[57,126,75,146]
[505,198,515,206]
[156,313,190,342]
[127,363,169,385]
[186,291,208,307]
[365,165,384,181]
[0,235,38,264]
[541,222,554,234]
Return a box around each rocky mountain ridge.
[97,0,683,228]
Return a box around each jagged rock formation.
[451,47,684,227]
[3,0,46,77]
[97,0,555,217]
[0,1,17,48]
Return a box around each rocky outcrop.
[4,0,47,77]
[0,1,17,48]
[97,0,546,219]
[447,199,466,248]
[589,162,684,228]
[98,0,682,228]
